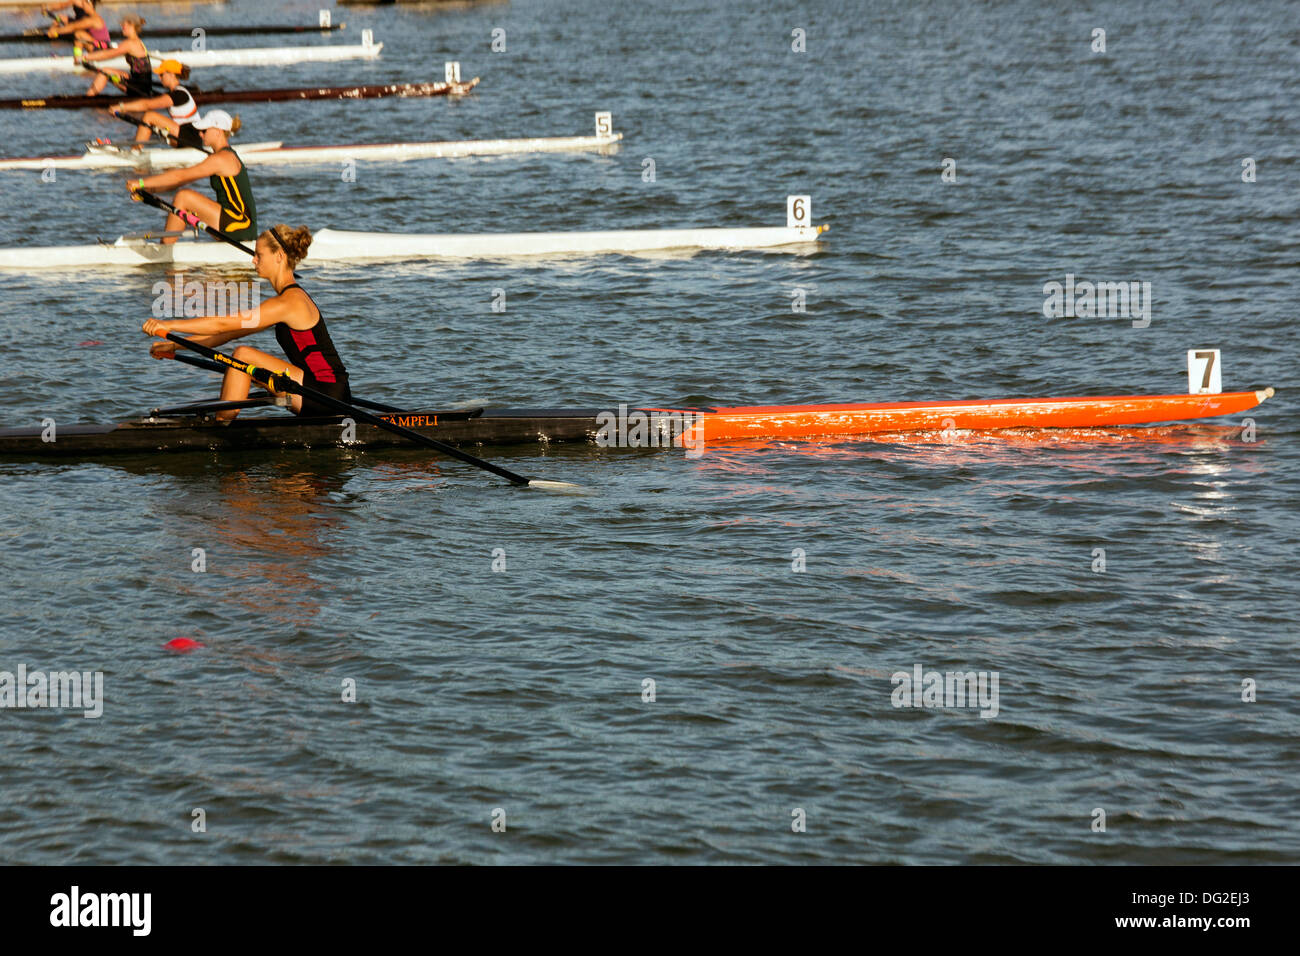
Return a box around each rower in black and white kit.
[109,59,213,150]
[142,226,352,422]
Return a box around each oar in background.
[102,108,181,147]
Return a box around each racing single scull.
[0,76,479,109]
[0,0,197,5]
[0,139,282,170]
[0,31,383,74]
[0,206,827,270]
[0,114,621,171]
[0,390,1273,458]
[1,17,345,42]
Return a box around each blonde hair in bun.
[266,225,312,268]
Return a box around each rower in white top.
[109,59,217,151]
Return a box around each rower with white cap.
[128,109,257,245]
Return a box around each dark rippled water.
[0,0,1296,864]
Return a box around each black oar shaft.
[0,30,51,43]
[136,189,255,256]
[113,111,189,148]
[1,24,345,43]
[173,352,227,375]
[171,351,401,412]
[164,333,532,486]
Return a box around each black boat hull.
[0,79,478,111]
[0,408,611,458]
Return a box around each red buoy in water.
[165,638,205,653]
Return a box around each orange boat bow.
[679,389,1273,442]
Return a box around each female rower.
[79,15,150,98]
[143,226,351,423]
[44,0,110,52]
[109,60,211,149]
[128,109,257,243]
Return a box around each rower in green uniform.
[127,110,256,244]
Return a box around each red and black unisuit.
[85,21,111,50]
[273,283,351,417]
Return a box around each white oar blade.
[526,479,588,493]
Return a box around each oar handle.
[135,189,256,257]
[162,333,537,487]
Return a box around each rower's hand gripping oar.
[79,61,129,91]
[160,333,580,491]
[132,188,256,257]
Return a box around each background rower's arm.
[140,152,234,193]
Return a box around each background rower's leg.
[134,110,168,143]
[160,190,222,245]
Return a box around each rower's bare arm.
[149,329,244,358]
[113,94,172,113]
[81,43,136,64]
[143,299,290,338]
[226,297,293,334]
[142,154,235,192]
[47,16,95,37]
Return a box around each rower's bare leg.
[161,190,222,245]
[135,111,178,144]
[217,348,305,422]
